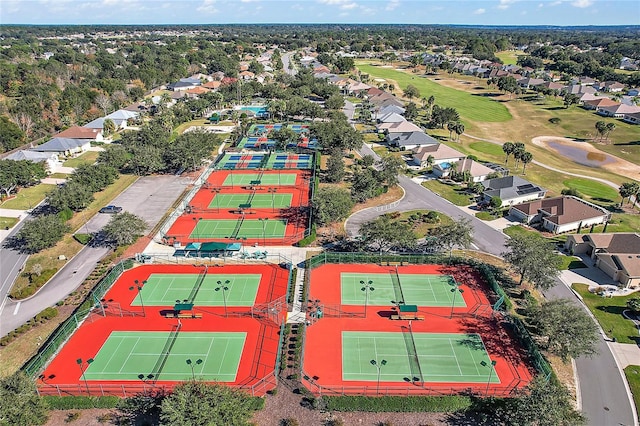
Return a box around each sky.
[1,0,639,26]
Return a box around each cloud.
[197,0,218,13]
[571,0,593,7]
[240,0,259,2]
[549,0,562,5]
[497,0,516,10]
[385,0,400,11]
[473,8,486,14]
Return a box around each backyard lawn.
[421,179,474,206]
[563,178,620,204]
[572,283,640,344]
[495,50,526,65]
[0,184,56,210]
[356,62,512,123]
[63,151,99,167]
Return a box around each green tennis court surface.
[340,273,466,307]
[132,274,261,306]
[222,173,297,186]
[342,332,498,383]
[84,331,245,382]
[209,193,293,209]
[190,219,287,240]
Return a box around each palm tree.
[502,142,515,165]
[513,146,525,171]
[426,155,435,169]
[454,122,465,142]
[605,122,616,143]
[520,151,533,174]
[595,121,607,142]
[447,122,456,141]
[619,182,640,205]
[427,95,435,118]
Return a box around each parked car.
[99,205,122,214]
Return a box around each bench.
[387,261,402,266]
[390,314,425,321]
[164,312,202,319]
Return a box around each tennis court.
[209,193,293,209]
[266,154,313,170]
[83,331,245,382]
[342,331,498,383]
[217,153,266,170]
[132,273,261,306]
[340,272,466,307]
[191,219,287,240]
[222,173,297,186]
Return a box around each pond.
[547,141,616,168]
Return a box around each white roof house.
[5,150,61,172]
[31,137,91,157]
[84,109,139,130]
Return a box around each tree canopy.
[0,372,48,426]
[361,214,417,253]
[9,214,69,253]
[312,186,354,226]
[503,233,561,289]
[102,212,148,247]
[431,218,474,258]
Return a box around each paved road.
[348,142,636,425]
[282,52,298,76]
[0,175,192,338]
[545,282,637,426]
[0,219,30,321]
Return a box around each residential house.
[377,112,406,124]
[54,126,104,142]
[202,81,222,90]
[598,103,640,118]
[540,81,565,92]
[480,175,547,207]
[509,196,610,234]
[433,158,495,182]
[374,104,405,119]
[627,88,640,97]
[84,109,139,130]
[167,78,201,91]
[574,76,597,86]
[5,150,61,172]
[411,143,466,167]
[387,131,439,150]
[596,81,626,93]
[620,58,639,71]
[565,233,640,288]
[583,97,619,112]
[563,84,597,96]
[239,71,255,81]
[622,111,640,125]
[185,86,210,98]
[378,120,422,134]
[517,77,545,89]
[31,137,91,157]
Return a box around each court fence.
[135,252,293,269]
[22,260,133,379]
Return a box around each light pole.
[137,373,154,393]
[216,280,231,317]
[449,285,463,319]
[76,358,94,395]
[186,358,203,380]
[129,280,146,317]
[481,359,497,396]
[370,359,387,395]
[360,280,374,318]
[268,187,277,212]
[259,217,269,246]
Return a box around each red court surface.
[206,169,312,188]
[187,184,309,214]
[302,264,534,396]
[37,264,290,397]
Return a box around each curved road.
[347,143,636,426]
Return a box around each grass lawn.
[571,283,640,344]
[392,209,453,236]
[624,365,640,415]
[421,180,474,206]
[558,255,587,270]
[468,142,506,157]
[476,211,500,221]
[589,212,640,234]
[47,172,70,179]
[0,184,56,210]
[502,224,567,244]
[563,178,620,203]
[0,217,19,229]
[495,50,526,65]
[356,62,512,123]
[62,151,99,168]
[173,119,211,135]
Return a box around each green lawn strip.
[62,151,100,168]
[557,256,587,270]
[0,184,56,210]
[324,395,472,412]
[47,173,70,179]
[421,180,474,206]
[494,50,526,65]
[562,178,620,203]
[356,62,512,123]
[571,283,639,344]
[624,365,640,415]
[468,142,505,157]
[502,225,567,244]
[475,211,499,221]
[173,119,212,136]
[0,217,19,229]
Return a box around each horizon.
[2,0,639,27]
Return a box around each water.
[547,141,616,168]
[236,105,267,114]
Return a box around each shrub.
[44,396,120,409]
[65,412,80,423]
[549,117,561,124]
[281,419,299,426]
[324,395,472,412]
[73,233,92,245]
[35,307,58,322]
[297,227,316,247]
[58,207,74,222]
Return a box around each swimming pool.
[236,105,268,114]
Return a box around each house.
[376,104,405,117]
[239,71,255,81]
[563,84,596,96]
[378,120,422,134]
[185,86,210,98]
[167,80,200,91]
[509,196,610,234]
[480,175,546,207]
[627,88,640,97]
[517,77,545,89]
[565,233,640,288]
[84,109,139,130]
[5,150,61,172]
[387,131,439,149]
[54,126,104,142]
[433,158,495,182]
[202,81,222,90]
[377,112,406,124]
[31,137,91,156]
[583,97,619,111]
[411,143,466,167]
[622,112,640,125]
[540,81,565,92]
[596,81,626,93]
[598,103,640,118]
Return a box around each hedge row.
[43,395,120,409]
[0,307,58,346]
[324,395,472,412]
[297,226,316,247]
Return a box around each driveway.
[0,175,192,337]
